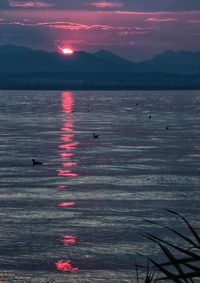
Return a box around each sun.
[57,45,74,55]
[62,48,74,55]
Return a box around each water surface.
[0,90,200,282]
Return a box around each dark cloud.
[125,0,200,11]
[0,0,9,8]
[44,0,200,11]
[0,0,55,9]
[1,0,200,11]
[50,0,200,11]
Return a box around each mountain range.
[0,45,200,89]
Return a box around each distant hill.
[140,50,200,74]
[0,45,31,55]
[93,49,134,69]
[0,45,200,89]
[0,45,200,74]
[0,45,132,73]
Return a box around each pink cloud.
[146,17,178,22]
[9,1,55,8]
[0,19,125,32]
[36,21,116,31]
[0,20,28,26]
[114,11,150,15]
[118,31,147,36]
[55,40,88,45]
[88,1,123,8]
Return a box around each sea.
[0,90,200,282]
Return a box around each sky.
[0,0,200,61]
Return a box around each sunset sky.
[0,0,200,61]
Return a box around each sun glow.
[62,48,74,55]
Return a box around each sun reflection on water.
[57,169,78,177]
[58,142,80,150]
[56,185,68,189]
[61,235,77,246]
[55,260,78,271]
[58,202,75,207]
[54,92,79,272]
[59,133,74,141]
[55,236,78,272]
[59,152,74,158]
[57,91,80,178]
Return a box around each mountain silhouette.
[0,45,132,73]
[140,50,200,74]
[0,45,31,55]
[0,45,200,89]
[93,49,134,69]
[0,45,200,74]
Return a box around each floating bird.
[32,159,43,165]
[135,103,139,106]
[149,115,151,119]
[166,126,169,130]
[93,133,100,139]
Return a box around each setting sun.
[62,48,74,55]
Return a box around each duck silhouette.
[93,133,100,139]
[32,159,43,165]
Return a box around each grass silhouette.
[136,210,200,282]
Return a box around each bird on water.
[32,159,43,165]
[93,133,100,139]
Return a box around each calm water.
[0,90,200,282]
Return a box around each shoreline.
[0,86,200,91]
